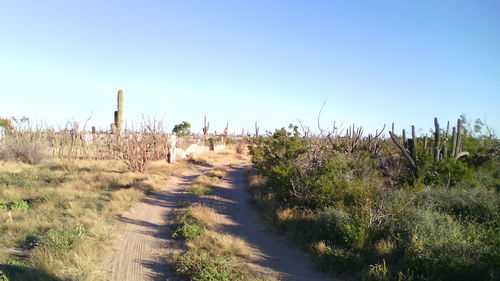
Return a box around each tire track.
[101,167,204,281]
[195,161,338,281]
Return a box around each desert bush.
[171,210,206,240]
[118,119,170,172]
[0,135,51,164]
[389,208,497,281]
[317,208,368,250]
[250,126,381,208]
[3,200,29,211]
[417,186,499,224]
[175,251,242,281]
[249,123,499,281]
[35,224,86,256]
[235,142,245,154]
[173,222,205,240]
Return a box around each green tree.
[0,118,13,131]
[172,121,191,136]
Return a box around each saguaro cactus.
[116,90,123,133]
[409,125,416,160]
[452,119,469,159]
[111,90,124,134]
[402,129,407,149]
[223,123,229,138]
[433,117,440,161]
[455,119,462,157]
[202,116,210,139]
[255,122,259,137]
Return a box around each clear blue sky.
[1,0,499,135]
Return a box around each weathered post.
[167,135,177,163]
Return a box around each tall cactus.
[442,121,450,158]
[433,117,440,161]
[116,90,123,133]
[409,125,416,160]
[111,90,124,134]
[223,123,229,138]
[455,119,462,156]
[389,118,470,174]
[451,127,457,158]
[402,129,407,149]
[452,119,470,159]
[255,122,259,137]
[202,116,210,140]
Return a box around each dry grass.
[189,205,219,228]
[0,157,191,280]
[187,230,259,261]
[275,208,317,223]
[192,148,249,166]
[247,168,266,187]
[186,167,227,196]
[205,169,225,179]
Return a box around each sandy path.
[102,168,203,281]
[102,159,337,281]
[197,161,338,281]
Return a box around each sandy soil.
[102,159,338,281]
[101,168,202,281]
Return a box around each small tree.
[0,118,13,132]
[172,121,191,136]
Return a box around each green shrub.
[175,251,242,281]
[173,222,205,240]
[391,209,497,281]
[412,154,473,187]
[418,186,499,224]
[250,126,381,208]
[5,200,29,211]
[37,224,86,256]
[187,185,213,196]
[317,208,368,249]
[249,123,499,281]
[171,210,206,240]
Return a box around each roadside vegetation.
[0,115,193,281]
[0,158,190,281]
[248,117,499,281]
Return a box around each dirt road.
[102,159,337,281]
[101,169,201,281]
